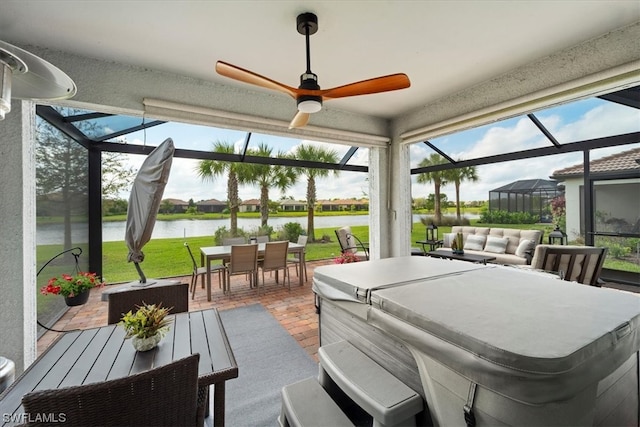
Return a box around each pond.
[36,213,480,244]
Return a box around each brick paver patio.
[38,259,333,362]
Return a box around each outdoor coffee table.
[426,249,496,264]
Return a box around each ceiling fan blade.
[215,61,298,98]
[289,111,310,129]
[320,73,410,99]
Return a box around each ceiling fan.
[215,12,411,129]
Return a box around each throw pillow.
[443,233,456,248]
[463,235,486,251]
[515,239,535,258]
[484,236,509,254]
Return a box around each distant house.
[196,199,226,213]
[162,198,189,213]
[279,199,307,212]
[550,147,640,241]
[240,199,260,212]
[318,198,369,212]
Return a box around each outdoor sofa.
[436,225,544,265]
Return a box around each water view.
[36,213,480,245]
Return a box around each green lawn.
[38,220,638,286]
[35,220,638,324]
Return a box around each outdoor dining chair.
[287,235,308,282]
[106,282,188,325]
[224,244,259,294]
[222,236,247,245]
[258,240,291,292]
[21,354,200,426]
[185,242,224,299]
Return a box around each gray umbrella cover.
[125,138,175,283]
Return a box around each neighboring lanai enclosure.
[488,179,562,223]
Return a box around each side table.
[416,240,444,254]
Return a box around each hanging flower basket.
[40,272,105,307]
[63,290,90,307]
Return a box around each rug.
[219,304,318,426]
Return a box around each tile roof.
[196,198,225,205]
[163,198,189,205]
[551,147,640,178]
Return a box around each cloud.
[117,101,638,204]
[411,102,639,202]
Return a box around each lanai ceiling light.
[0,40,76,120]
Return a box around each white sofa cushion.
[515,238,536,258]
[442,233,456,248]
[464,235,486,251]
[484,236,509,254]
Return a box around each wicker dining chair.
[287,235,308,282]
[106,282,188,324]
[21,354,200,427]
[258,241,291,292]
[224,244,259,294]
[184,242,224,299]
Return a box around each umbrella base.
[131,280,157,287]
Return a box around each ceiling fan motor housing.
[297,72,322,113]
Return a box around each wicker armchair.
[21,354,200,426]
[531,245,608,286]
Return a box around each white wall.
[0,101,37,373]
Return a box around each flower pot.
[131,334,162,352]
[64,290,90,307]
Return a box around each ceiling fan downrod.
[296,12,322,113]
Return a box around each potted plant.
[119,303,172,351]
[40,272,105,306]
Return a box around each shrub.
[213,226,248,245]
[276,222,306,242]
[478,209,538,224]
[420,215,471,227]
[608,243,631,259]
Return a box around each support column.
[388,139,413,257]
[368,138,413,259]
[0,100,37,374]
[368,146,389,259]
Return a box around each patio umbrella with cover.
[125,138,175,286]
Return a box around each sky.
[117,97,639,204]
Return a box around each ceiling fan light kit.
[0,40,76,120]
[215,12,410,129]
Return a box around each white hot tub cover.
[367,267,640,404]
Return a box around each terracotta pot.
[131,334,162,352]
[64,290,90,307]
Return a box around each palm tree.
[416,153,448,223]
[292,144,339,241]
[196,141,245,236]
[243,143,297,227]
[446,165,479,220]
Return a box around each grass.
[38,220,639,286]
[35,220,639,325]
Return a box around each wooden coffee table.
[426,249,496,264]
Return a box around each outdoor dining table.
[200,242,306,300]
[0,308,237,427]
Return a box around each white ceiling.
[2,0,639,125]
